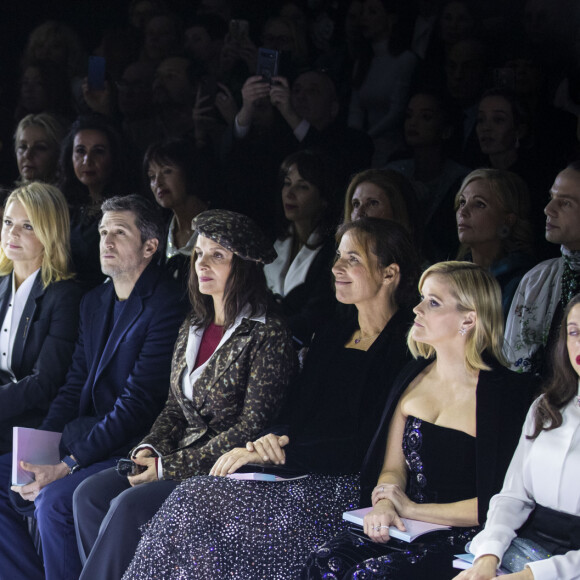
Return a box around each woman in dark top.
[144,139,211,288]
[0,182,82,453]
[303,261,535,579]
[121,218,421,579]
[264,150,343,347]
[59,115,137,288]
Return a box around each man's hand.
[11,460,69,501]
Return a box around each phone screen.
[88,56,106,91]
[256,48,279,84]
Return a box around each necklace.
[354,330,381,344]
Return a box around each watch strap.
[61,455,80,475]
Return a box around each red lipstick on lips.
[576,355,580,365]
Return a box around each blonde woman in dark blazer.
[0,182,82,453]
[74,209,297,579]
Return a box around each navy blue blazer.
[0,274,83,452]
[40,262,187,467]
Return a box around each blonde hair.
[0,183,73,287]
[14,113,67,184]
[23,20,85,77]
[454,168,533,258]
[14,113,67,150]
[407,261,506,372]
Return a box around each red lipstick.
[576,355,580,365]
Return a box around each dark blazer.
[40,262,187,467]
[0,275,83,452]
[140,312,297,480]
[360,355,538,524]
[281,307,415,474]
[278,236,337,347]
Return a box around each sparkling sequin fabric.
[123,473,360,579]
[302,417,479,579]
[403,416,428,503]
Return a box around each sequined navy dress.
[302,416,479,579]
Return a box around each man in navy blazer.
[0,195,187,580]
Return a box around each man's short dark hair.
[101,194,164,247]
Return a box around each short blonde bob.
[14,113,67,185]
[407,261,507,372]
[0,182,73,287]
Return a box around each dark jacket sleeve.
[281,237,336,346]
[39,294,95,432]
[0,280,83,421]
[474,364,538,523]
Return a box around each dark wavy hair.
[335,217,420,309]
[278,149,344,243]
[58,114,137,207]
[143,138,210,202]
[529,293,580,439]
[188,237,269,331]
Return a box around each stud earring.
[498,224,510,239]
[459,328,467,336]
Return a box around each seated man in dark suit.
[0,194,187,580]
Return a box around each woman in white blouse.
[455,293,580,580]
[0,182,82,453]
[264,150,341,346]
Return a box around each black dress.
[301,416,479,580]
